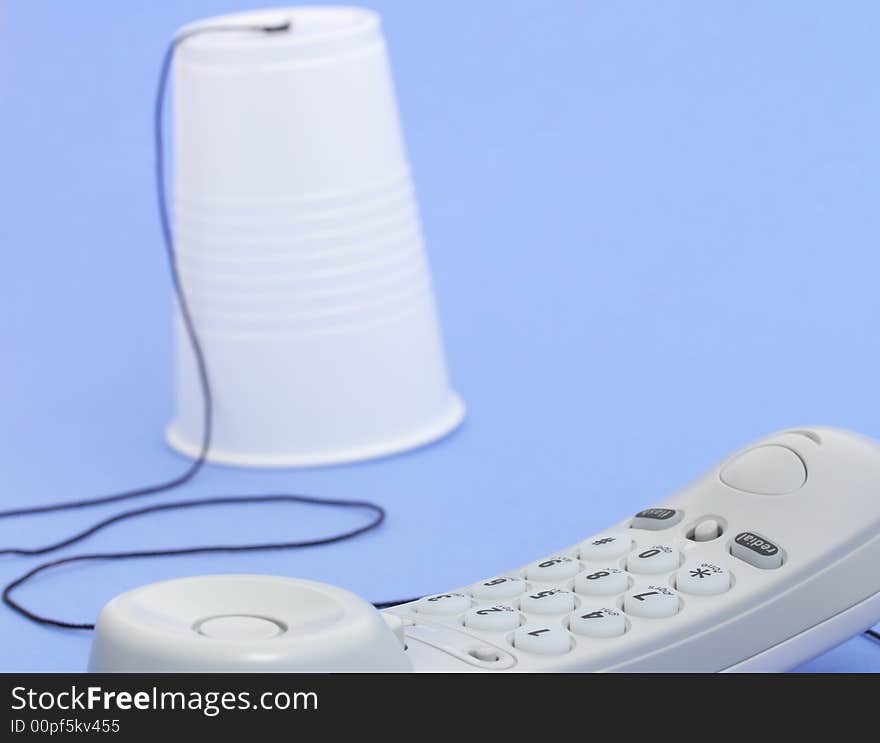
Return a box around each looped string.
[0,22,415,631]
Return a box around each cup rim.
[175,6,382,67]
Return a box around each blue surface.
[1,0,879,672]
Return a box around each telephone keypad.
[395,517,755,666]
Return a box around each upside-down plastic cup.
[165,7,464,467]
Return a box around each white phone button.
[626,545,679,574]
[675,561,732,596]
[470,576,526,600]
[196,615,283,641]
[569,607,627,638]
[520,588,577,614]
[624,586,681,618]
[525,555,580,582]
[463,605,521,631]
[574,567,629,596]
[578,532,633,561]
[415,593,471,616]
[513,625,573,655]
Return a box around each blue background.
[1,0,879,672]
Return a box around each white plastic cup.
[166,7,464,467]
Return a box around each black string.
[0,21,417,631]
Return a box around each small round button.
[626,545,679,574]
[569,607,627,638]
[578,532,634,561]
[525,556,580,582]
[624,586,681,618]
[513,625,573,655]
[574,567,629,596]
[520,588,577,614]
[195,615,284,641]
[415,593,471,616]
[464,605,521,631]
[470,576,526,601]
[675,561,732,596]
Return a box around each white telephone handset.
[88,427,880,672]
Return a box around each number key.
[525,555,580,582]
[512,625,573,655]
[415,593,471,616]
[574,567,629,596]
[520,588,576,614]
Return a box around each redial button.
[730,531,784,569]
